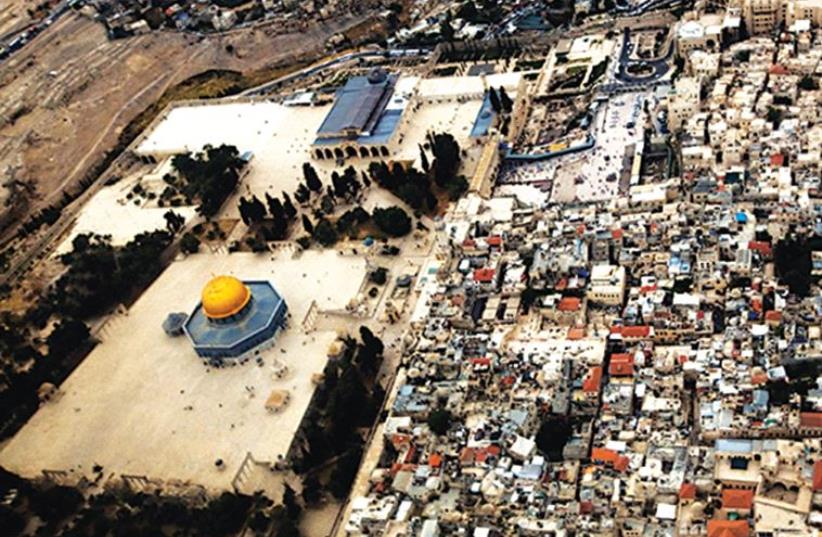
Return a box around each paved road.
[242,47,430,97]
[614,27,673,85]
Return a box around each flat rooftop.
[0,250,367,492]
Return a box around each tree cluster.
[171,144,246,217]
[365,133,466,212]
[775,235,813,297]
[292,327,386,501]
[488,86,513,115]
[535,416,574,462]
[237,191,299,247]
[47,231,172,320]
[372,207,412,237]
[1,478,265,537]
[428,132,468,200]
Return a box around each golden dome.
[201,276,251,319]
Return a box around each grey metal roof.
[316,74,395,137]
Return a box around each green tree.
[302,474,323,505]
[313,219,338,247]
[295,183,311,204]
[180,232,201,254]
[373,206,412,237]
[163,210,185,234]
[46,318,90,357]
[328,447,363,499]
[767,107,783,128]
[430,132,462,189]
[171,144,245,217]
[419,144,430,173]
[488,87,502,113]
[536,417,572,461]
[799,75,819,91]
[498,86,513,112]
[282,483,301,520]
[457,0,480,22]
[359,325,385,356]
[303,162,322,192]
[282,192,298,219]
[427,408,452,435]
[301,214,314,235]
[439,17,454,41]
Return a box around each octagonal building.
[184,275,287,360]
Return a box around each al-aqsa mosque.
[182,275,288,360]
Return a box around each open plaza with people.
[0,250,367,492]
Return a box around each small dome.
[201,276,251,319]
[367,67,387,84]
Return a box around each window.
[730,456,749,470]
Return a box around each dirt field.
[0,10,373,241]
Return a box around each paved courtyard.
[0,250,367,492]
[495,91,647,204]
[134,80,503,222]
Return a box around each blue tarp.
[470,93,496,138]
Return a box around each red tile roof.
[609,353,635,376]
[748,241,772,258]
[679,482,697,500]
[722,489,754,510]
[800,412,822,428]
[769,64,788,75]
[474,445,500,464]
[751,373,768,385]
[614,455,630,472]
[459,447,475,465]
[582,366,602,393]
[591,447,618,464]
[615,325,651,338]
[558,297,582,311]
[473,268,496,283]
[567,327,585,340]
[707,520,749,537]
[814,461,822,491]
